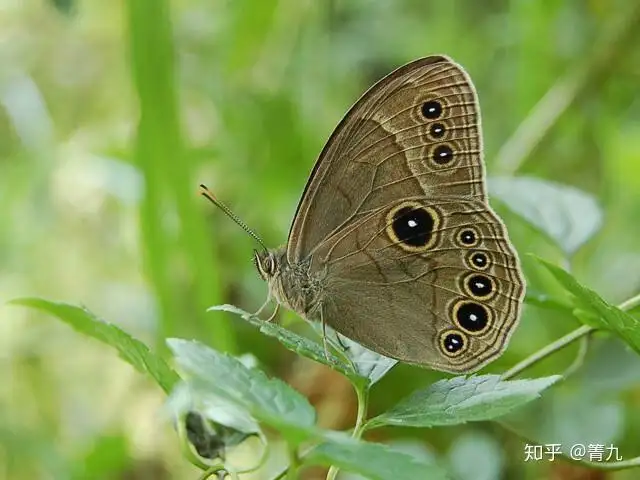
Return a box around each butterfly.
[203,55,525,373]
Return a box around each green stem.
[352,384,369,440]
[326,385,370,480]
[502,325,593,380]
[561,333,591,378]
[197,466,230,480]
[502,292,640,380]
[287,445,300,480]
[618,292,640,312]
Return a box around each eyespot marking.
[457,227,480,247]
[431,144,454,165]
[422,100,443,119]
[464,274,495,300]
[453,300,492,334]
[439,329,468,357]
[385,202,440,252]
[429,123,446,139]
[467,251,490,270]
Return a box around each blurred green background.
[2,0,640,479]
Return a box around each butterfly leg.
[265,303,280,323]
[320,306,331,362]
[252,295,272,318]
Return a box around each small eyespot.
[429,123,446,139]
[422,100,443,119]
[431,144,454,165]
[468,251,490,270]
[457,228,480,247]
[453,301,491,334]
[439,330,467,357]
[464,274,495,299]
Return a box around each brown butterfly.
[204,55,525,373]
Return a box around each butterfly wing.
[285,55,524,372]
[312,197,524,373]
[287,55,486,263]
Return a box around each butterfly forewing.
[287,56,485,263]
[278,55,524,373]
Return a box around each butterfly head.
[253,249,280,281]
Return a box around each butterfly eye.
[264,256,275,274]
[453,301,492,334]
[421,100,443,119]
[439,330,467,357]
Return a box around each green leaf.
[208,304,396,386]
[183,411,256,461]
[489,176,602,255]
[306,438,450,480]
[11,298,179,393]
[366,374,560,429]
[320,325,398,386]
[535,258,640,355]
[209,304,349,370]
[168,338,317,444]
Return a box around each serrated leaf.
[167,338,317,444]
[209,304,349,371]
[535,258,640,355]
[208,304,396,386]
[307,438,450,480]
[489,176,602,255]
[11,298,178,393]
[366,374,560,429]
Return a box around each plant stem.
[326,385,370,480]
[352,383,369,439]
[287,445,300,480]
[502,291,640,380]
[502,325,593,380]
[618,292,640,312]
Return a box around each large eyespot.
[453,301,492,334]
[456,227,480,247]
[467,251,490,271]
[439,329,468,357]
[431,144,454,165]
[421,100,443,119]
[385,202,440,251]
[463,274,495,300]
[429,123,446,139]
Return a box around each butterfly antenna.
[199,184,268,252]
